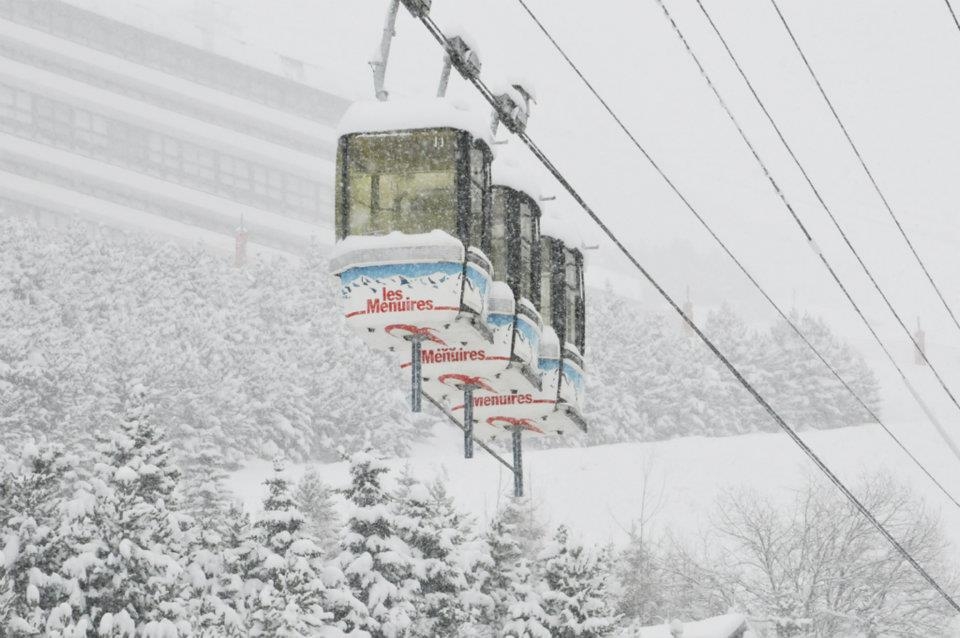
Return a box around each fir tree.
[614,528,664,625]
[179,433,232,533]
[194,501,255,635]
[60,387,190,635]
[482,496,536,631]
[244,458,337,636]
[539,525,617,637]
[393,472,490,636]
[0,441,80,635]
[294,468,339,554]
[336,450,417,637]
[501,560,550,638]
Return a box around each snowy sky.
[79,0,960,424]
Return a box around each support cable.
[690,0,960,484]
[514,0,960,507]
[944,0,960,35]
[655,0,960,424]
[409,8,960,611]
[769,0,960,337]
[660,0,960,473]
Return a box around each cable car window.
[518,198,537,300]
[489,187,509,281]
[564,248,584,349]
[469,143,489,252]
[539,237,555,328]
[342,130,459,238]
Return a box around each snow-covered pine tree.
[392,471,490,637]
[797,312,880,428]
[481,495,541,632]
[500,560,550,638]
[0,440,80,635]
[244,458,338,636]
[336,450,418,637]
[702,304,770,434]
[188,501,255,635]
[539,525,617,637]
[294,467,339,554]
[179,432,232,533]
[181,523,238,636]
[60,386,191,635]
[614,526,665,625]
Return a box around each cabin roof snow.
[492,159,542,200]
[540,212,584,251]
[338,98,493,147]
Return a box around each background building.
[0,0,348,255]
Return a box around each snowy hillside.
[0,217,881,464]
[232,422,960,552]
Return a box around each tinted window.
[517,197,539,301]
[341,130,459,238]
[489,187,510,281]
[539,237,556,328]
[470,142,490,253]
[564,247,584,349]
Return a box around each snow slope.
[232,422,960,553]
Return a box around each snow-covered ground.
[232,421,960,553]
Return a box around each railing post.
[410,337,422,412]
[463,385,474,458]
[511,427,523,497]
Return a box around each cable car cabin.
[538,232,587,432]
[329,100,495,353]
[449,174,567,439]
[484,178,543,389]
[407,176,547,404]
[462,230,587,440]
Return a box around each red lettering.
[472,393,535,407]
[365,292,434,314]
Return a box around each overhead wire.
[407,5,960,612]
[653,0,960,426]
[944,0,960,35]
[689,0,960,492]
[513,0,960,507]
[657,0,960,477]
[768,0,960,338]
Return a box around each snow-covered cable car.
[329,100,497,406]
[539,219,587,432]
[449,162,558,438]
[344,2,585,495]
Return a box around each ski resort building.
[0,0,348,255]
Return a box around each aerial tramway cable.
[655,0,960,481]
[654,0,960,425]
[512,0,960,508]
[688,0,960,491]
[404,5,960,612]
[768,0,960,339]
[943,0,960,37]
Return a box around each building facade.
[0,0,348,254]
